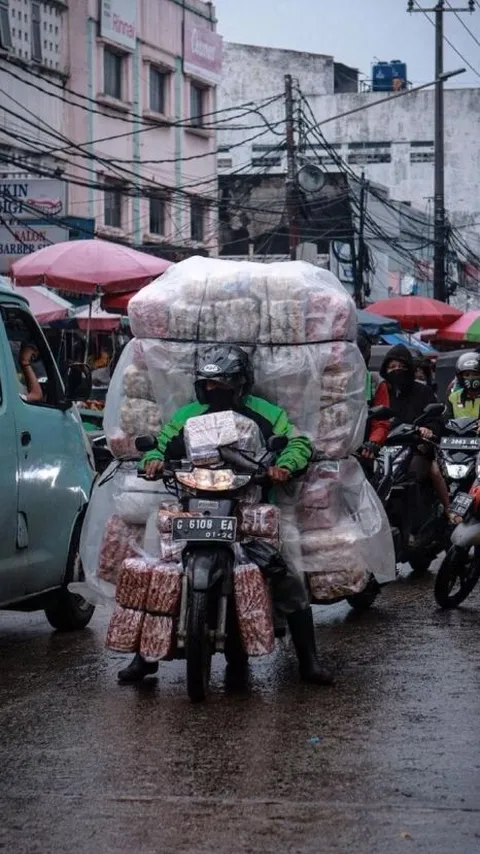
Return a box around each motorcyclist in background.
[445,352,480,426]
[364,344,449,520]
[118,345,333,687]
[357,329,379,406]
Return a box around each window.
[104,48,123,100]
[190,82,207,128]
[0,0,12,49]
[104,184,123,229]
[1,306,59,407]
[149,67,167,114]
[191,198,205,242]
[31,2,42,62]
[149,196,166,236]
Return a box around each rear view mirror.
[369,406,394,420]
[424,403,445,416]
[135,434,158,453]
[65,363,91,403]
[267,435,289,453]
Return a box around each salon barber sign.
[183,23,223,85]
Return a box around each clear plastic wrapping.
[106,605,144,653]
[233,563,275,656]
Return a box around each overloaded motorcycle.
[136,414,289,703]
[435,450,480,609]
[370,403,449,573]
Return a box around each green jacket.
[141,395,313,474]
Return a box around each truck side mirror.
[65,363,92,404]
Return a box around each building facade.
[0,0,221,270]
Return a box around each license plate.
[441,437,480,450]
[171,516,237,542]
[451,492,474,518]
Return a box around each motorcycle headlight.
[175,468,252,491]
[445,463,472,480]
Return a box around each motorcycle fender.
[452,520,480,548]
[186,549,232,592]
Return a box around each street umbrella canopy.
[10,239,172,294]
[366,296,462,331]
[357,309,400,336]
[434,310,480,343]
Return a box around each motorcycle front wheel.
[434,545,480,609]
[186,590,213,702]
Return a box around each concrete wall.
[218,44,480,234]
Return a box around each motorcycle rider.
[365,344,449,521]
[445,352,480,424]
[118,344,333,687]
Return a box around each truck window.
[1,306,60,407]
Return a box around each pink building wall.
[67,0,221,255]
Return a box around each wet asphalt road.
[1,565,480,854]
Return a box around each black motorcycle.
[136,430,288,703]
[372,403,447,573]
[438,416,480,500]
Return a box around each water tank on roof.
[372,60,407,92]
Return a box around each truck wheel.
[45,538,95,632]
[186,590,213,702]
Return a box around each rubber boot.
[117,653,158,684]
[287,608,334,686]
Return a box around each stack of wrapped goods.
[77,257,395,652]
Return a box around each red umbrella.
[366,296,462,331]
[10,239,172,294]
[102,291,136,313]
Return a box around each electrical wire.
[444,0,480,50]
[412,0,480,80]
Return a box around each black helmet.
[195,344,254,404]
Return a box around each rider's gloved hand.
[360,441,380,460]
[144,459,164,479]
[268,466,292,483]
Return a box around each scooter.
[434,471,480,609]
[438,415,480,500]
[371,403,447,574]
[136,420,289,703]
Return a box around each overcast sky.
[216,0,480,88]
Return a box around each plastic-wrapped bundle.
[157,507,200,534]
[278,458,396,591]
[140,615,174,662]
[238,504,279,539]
[233,563,275,656]
[120,398,162,437]
[97,516,144,585]
[214,298,259,343]
[123,364,154,402]
[146,564,182,613]
[308,568,367,601]
[115,559,152,610]
[184,411,264,465]
[106,605,144,653]
[128,257,356,346]
[114,473,169,525]
[108,433,140,460]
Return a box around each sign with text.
[100,0,137,51]
[0,179,66,221]
[0,225,69,273]
[183,23,222,84]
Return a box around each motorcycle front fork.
[176,571,229,654]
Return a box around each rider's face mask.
[204,380,236,411]
[386,365,410,392]
[462,374,480,394]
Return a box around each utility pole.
[284,74,299,260]
[408,1,475,302]
[355,172,367,307]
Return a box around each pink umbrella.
[10,239,172,294]
[13,285,72,323]
[73,299,121,332]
